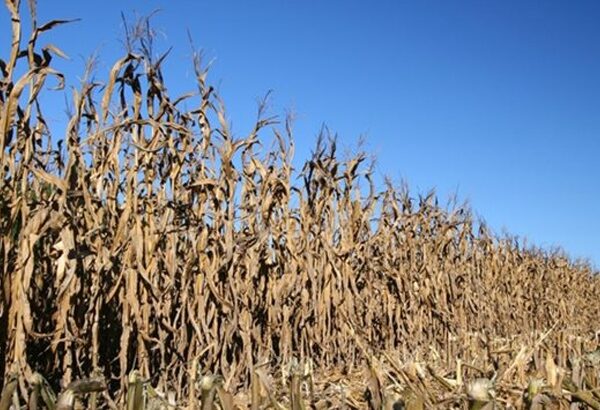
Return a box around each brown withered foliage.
[0,1,599,408]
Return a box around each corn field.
[1,1,599,408]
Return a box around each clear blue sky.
[2,1,599,267]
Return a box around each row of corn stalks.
[1,0,599,408]
[1,341,600,408]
